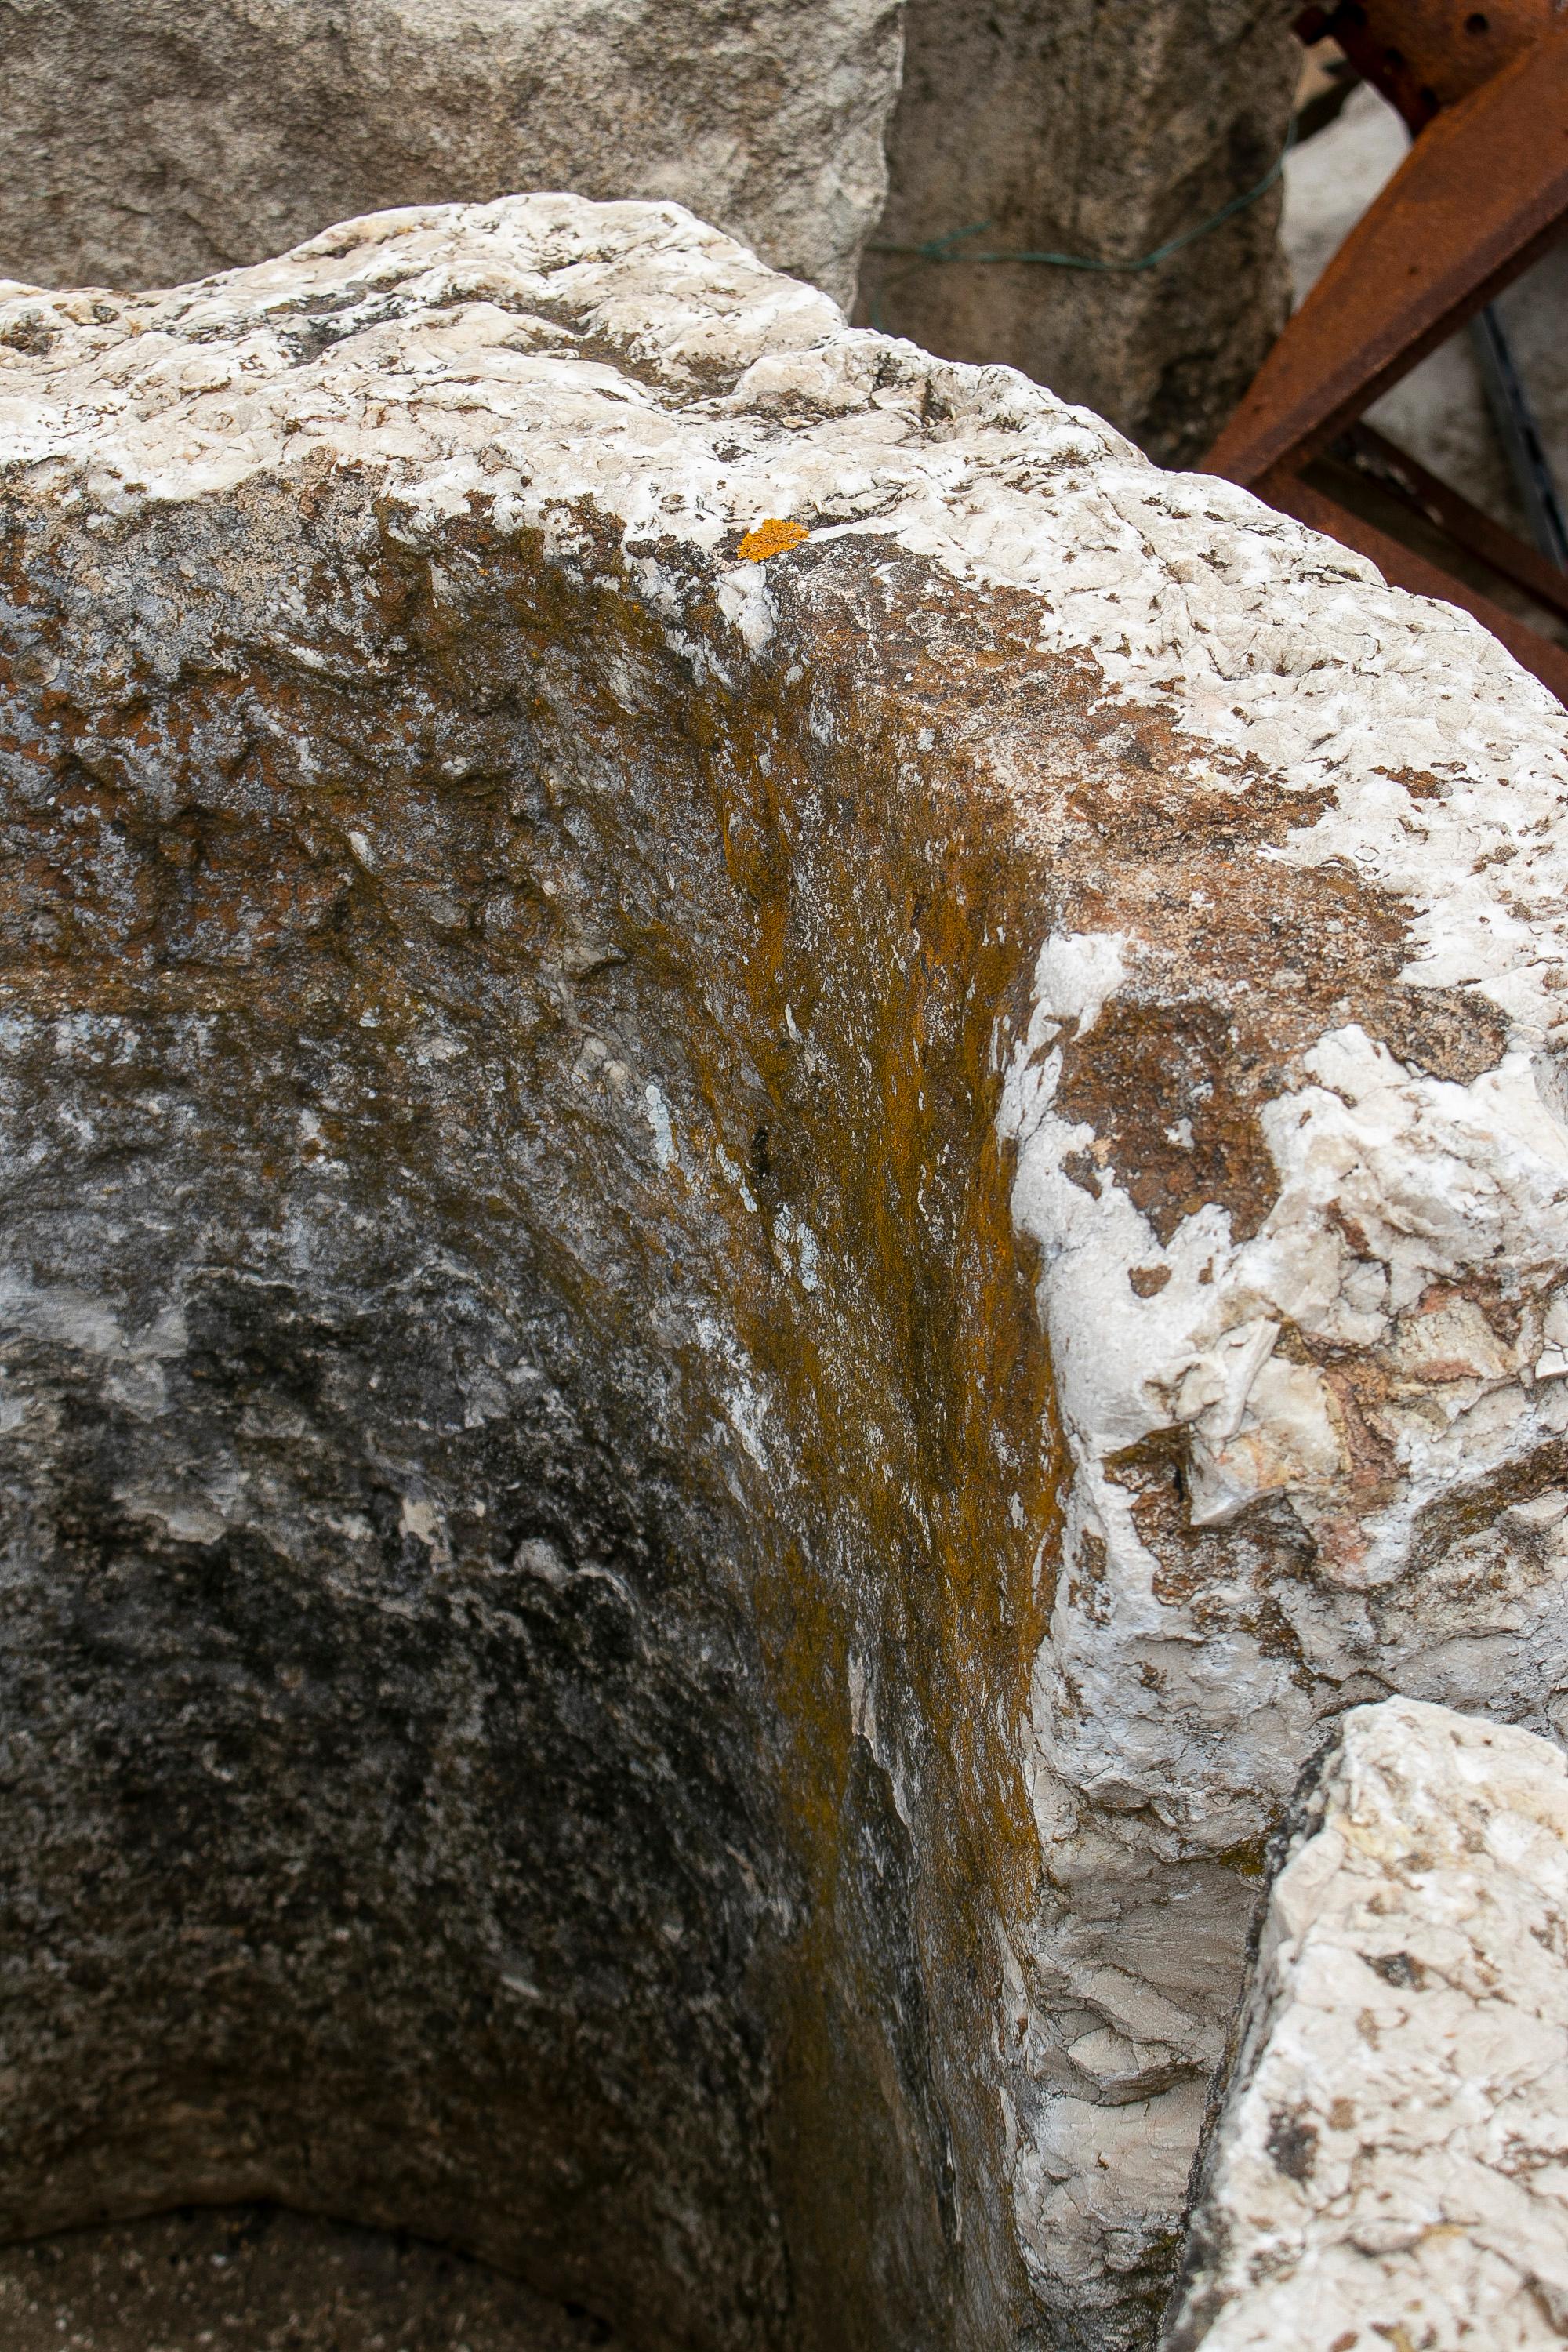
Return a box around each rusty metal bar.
[1261,466,1568,703]
[1342,421,1568,618]
[1295,1,1558,130]
[1207,25,1568,488]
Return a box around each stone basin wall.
[2,198,1568,2351]
[0,201,1073,2352]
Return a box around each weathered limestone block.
[0,0,900,308]
[1165,1699,1568,2350]
[860,0,1299,463]
[3,196,1568,2352]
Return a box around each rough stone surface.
[0,0,900,309]
[858,0,1299,463]
[0,2204,621,2351]
[4,195,1568,2351]
[1164,1698,1568,2350]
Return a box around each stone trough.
[3,195,1568,2350]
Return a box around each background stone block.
[0,0,902,308]
[860,0,1300,464]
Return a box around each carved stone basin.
[2,194,1567,2350]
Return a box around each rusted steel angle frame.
[1261,467,1568,704]
[1294,0,1560,136]
[1342,421,1568,620]
[1207,24,1568,486]
[1206,20,1568,703]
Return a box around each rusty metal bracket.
[1343,419,1568,615]
[1206,5,1568,704]
[1294,0,1559,131]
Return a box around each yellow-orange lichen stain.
[737,517,811,563]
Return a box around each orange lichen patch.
[737,517,810,564]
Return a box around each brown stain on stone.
[650,553,1069,2343]
[1055,996,1279,1247]
[1039,708,1509,1268]
[1106,1432,1314,1649]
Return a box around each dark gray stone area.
[0,452,1017,2352]
[0,2202,626,2350]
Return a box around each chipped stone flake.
[1164,1699,1568,2351]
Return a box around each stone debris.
[1164,1697,1568,2351]
[0,0,902,308]
[861,0,1300,463]
[3,194,1568,2350]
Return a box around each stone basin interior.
[0,2204,626,2350]
[0,474,1065,2351]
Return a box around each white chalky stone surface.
[1165,1697,1568,2351]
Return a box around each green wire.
[864,123,1297,332]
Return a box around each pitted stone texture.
[4,196,1568,2352]
[0,0,900,308]
[1164,1699,1568,2351]
[858,0,1300,463]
